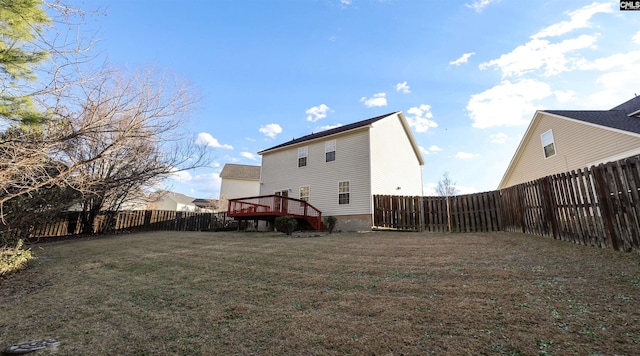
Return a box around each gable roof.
[258,111,424,165]
[219,164,261,180]
[258,112,397,154]
[499,96,640,189]
[544,95,640,135]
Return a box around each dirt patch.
[1,231,639,354]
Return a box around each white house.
[258,111,424,231]
[219,164,261,211]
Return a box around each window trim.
[298,146,308,167]
[299,185,309,202]
[325,140,336,162]
[338,181,350,205]
[541,130,556,159]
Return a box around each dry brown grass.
[1,230,640,355]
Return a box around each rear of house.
[258,112,423,231]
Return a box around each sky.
[62,0,640,199]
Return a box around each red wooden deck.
[227,195,323,231]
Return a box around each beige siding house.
[499,96,640,189]
[219,164,261,211]
[147,191,198,212]
[258,112,424,231]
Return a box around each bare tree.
[435,172,460,197]
[59,66,209,233]
[1,3,211,237]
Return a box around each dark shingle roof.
[258,112,398,154]
[544,96,640,135]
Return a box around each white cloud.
[360,92,387,107]
[455,152,480,159]
[466,0,500,12]
[633,31,640,44]
[490,132,508,144]
[191,173,222,197]
[259,123,283,138]
[466,79,552,128]
[419,146,430,155]
[340,0,352,6]
[169,168,192,183]
[195,132,233,149]
[479,35,597,78]
[450,52,475,66]
[395,81,411,94]
[589,70,640,108]
[532,2,613,39]
[305,104,331,122]
[318,123,343,132]
[554,90,576,103]
[429,145,442,152]
[406,104,438,133]
[240,152,258,161]
[577,51,640,71]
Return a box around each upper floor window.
[541,130,556,158]
[300,186,309,201]
[298,146,308,167]
[325,140,336,162]
[338,181,350,205]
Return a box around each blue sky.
[64,0,640,198]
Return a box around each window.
[300,186,309,202]
[325,140,336,162]
[541,130,556,158]
[298,146,308,167]
[338,181,350,205]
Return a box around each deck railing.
[227,195,323,230]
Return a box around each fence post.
[540,177,559,239]
[592,164,620,250]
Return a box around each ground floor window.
[300,186,309,201]
[338,181,350,205]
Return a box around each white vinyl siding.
[220,179,261,201]
[501,113,640,188]
[259,129,372,216]
[369,113,424,196]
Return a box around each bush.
[274,216,298,236]
[0,239,34,277]
[323,216,337,234]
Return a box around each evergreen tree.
[0,0,51,125]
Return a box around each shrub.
[323,216,337,234]
[0,239,34,277]
[274,216,298,236]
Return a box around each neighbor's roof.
[219,164,261,180]
[544,95,640,135]
[258,112,397,154]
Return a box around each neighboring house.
[192,198,219,213]
[219,164,261,211]
[147,191,198,212]
[258,111,424,231]
[499,96,640,189]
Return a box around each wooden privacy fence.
[374,155,640,252]
[373,191,502,233]
[2,210,232,240]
